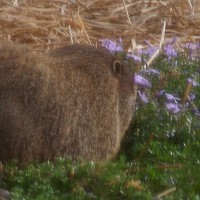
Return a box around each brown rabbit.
[0,43,137,164]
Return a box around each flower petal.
[127,53,141,62]
[166,103,180,113]
[165,93,180,102]
[134,74,152,88]
[189,93,195,101]
[164,44,177,60]
[187,78,199,87]
[99,38,123,52]
[138,91,149,103]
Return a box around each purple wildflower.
[142,40,158,57]
[163,36,178,61]
[138,91,149,103]
[165,93,180,103]
[187,78,199,87]
[134,74,152,88]
[137,49,143,55]
[99,38,123,53]
[182,43,200,60]
[189,93,195,101]
[166,103,180,113]
[164,44,177,60]
[183,43,198,52]
[127,53,141,62]
[165,93,176,100]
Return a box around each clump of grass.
[0,158,152,200]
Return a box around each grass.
[0,50,200,199]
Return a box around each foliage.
[0,42,200,199]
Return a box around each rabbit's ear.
[112,60,122,75]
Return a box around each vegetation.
[0,42,200,199]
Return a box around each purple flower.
[163,36,178,61]
[166,103,180,113]
[182,43,200,59]
[99,38,123,53]
[134,74,152,88]
[137,49,143,55]
[142,41,158,57]
[165,93,180,103]
[189,93,195,101]
[164,44,177,60]
[184,43,198,50]
[187,78,199,87]
[127,53,141,62]
[165,93,176,100]
[138,91,149,103]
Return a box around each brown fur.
[0,43,137,164]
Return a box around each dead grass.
[0,0,200,50]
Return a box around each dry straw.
[0,0,200,50]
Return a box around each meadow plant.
[100,38,200,171]
[100,38,199,116]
